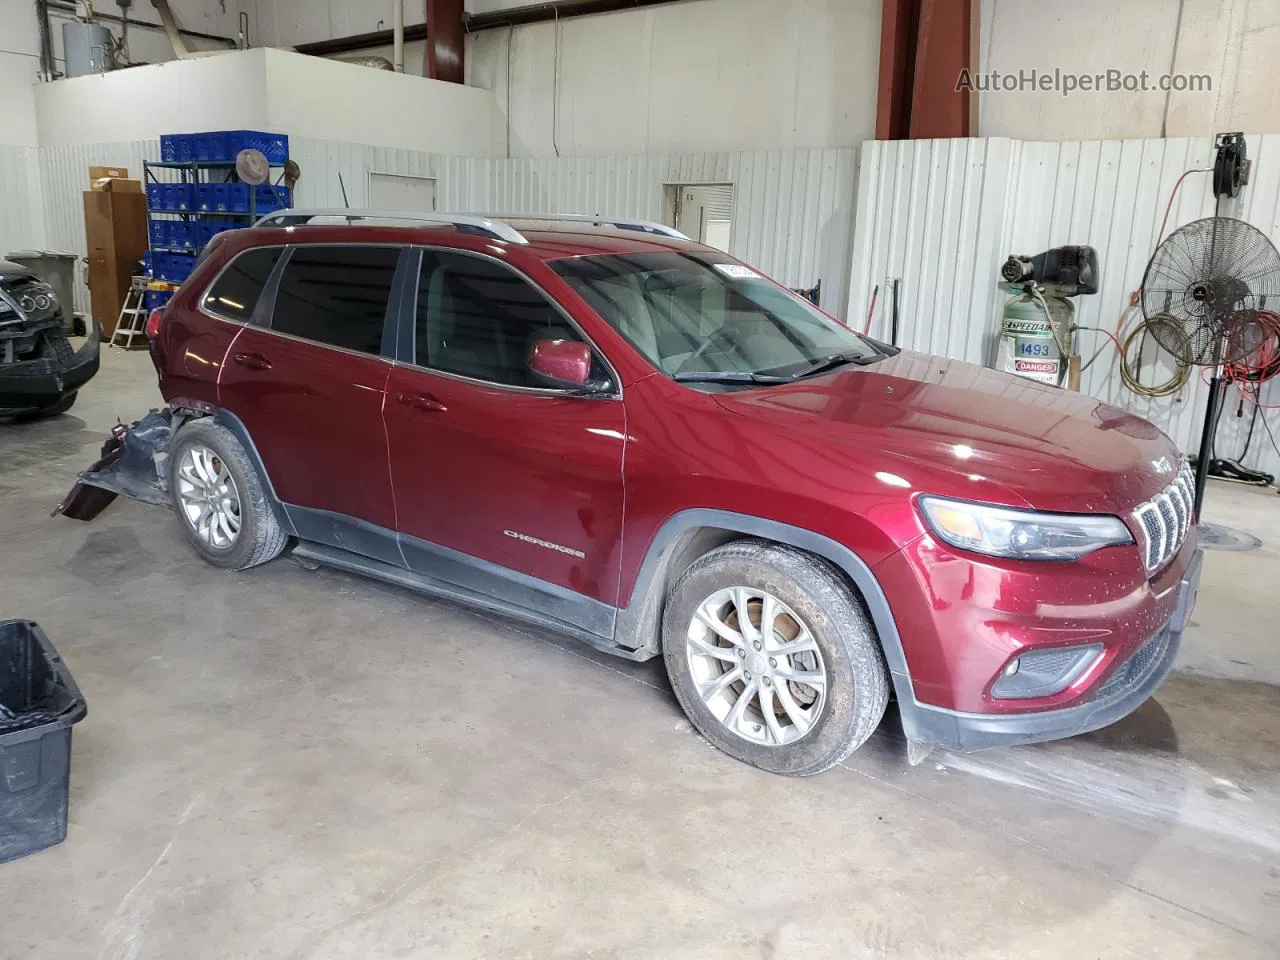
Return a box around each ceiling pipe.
[149,0,191,59]
[465,0,702,32]
[294,0,704,56]
[425,0,463,83]
[393,0,405,71]
[44,0,238,47]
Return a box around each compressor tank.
[995,291,1074,386]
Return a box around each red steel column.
[876,0,973,140]
[424,0,465,83]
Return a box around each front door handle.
[396,391,448,413]
[232,351,272,371]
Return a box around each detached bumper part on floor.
[0,321,100,417]
[55,408,174,521]
[905,549,1203,750]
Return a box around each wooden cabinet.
[83,190,147,339]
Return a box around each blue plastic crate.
[191,132,230,162]
[254,184,291,213]
[169,183,193,212]
[155,253,197,284]
[144,288,175,310]
[225,183,251,213]
[195,184,227,212]
[141,251,154,274]
[147,219,168,248]
[160,134,193,162]
[145,182,164,211]
[226,130,289,165]
[170,222,196,250]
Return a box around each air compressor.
[995,245,1098,386]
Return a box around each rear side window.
[201,247,281,322]
[414,251,583,385]
[269,245,400,356]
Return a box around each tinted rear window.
[201,248,281,322]
[270,246,400,356]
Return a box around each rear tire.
[662,540,889,776]
[167,419,287,570]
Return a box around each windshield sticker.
[713,263,761,280]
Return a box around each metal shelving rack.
[142,150,290,292]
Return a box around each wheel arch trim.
[199,407,298,537]
[619,509,920,722]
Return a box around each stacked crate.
[144,130,292,289]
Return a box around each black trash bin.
[0,620,87,864]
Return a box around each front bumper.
[903,548,1202,750]
[0,322,100,416]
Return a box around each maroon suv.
[59,211,1201,776]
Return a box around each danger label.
[1015,360,1058,374]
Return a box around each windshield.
[552,251,879,381]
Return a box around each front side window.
[269,245,400,356]
[552,251,881,382]
[201,247,281,322]
[415,251,597,387]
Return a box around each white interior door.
[671,184,734,250]
[369,173,438,213]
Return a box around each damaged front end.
[0,263,100,418]
[54,409,174,521]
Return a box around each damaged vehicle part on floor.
[0,258,99,420]
[54,408,175,520]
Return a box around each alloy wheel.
[685,586,828,746]
[175,443,242,550]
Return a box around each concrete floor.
[2,346,1279,959]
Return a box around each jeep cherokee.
[57,211,1201,776]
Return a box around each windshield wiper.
[671,370,791,384]
[760,352,879,380]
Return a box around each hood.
[712,350,1181,514]
[0,259,35,282]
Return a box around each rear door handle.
[396,391,448,413]
[232,351,272,371]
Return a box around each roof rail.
[251,209,529,244]
[476,213,690,240]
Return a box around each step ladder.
[111,276,151,349]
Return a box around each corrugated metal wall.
[0,145,47,256]
[34,139,858,320]
[849,134,1280,478]
[37,140,162,314]
[287,140,859,315]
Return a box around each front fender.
[613,508,921,732]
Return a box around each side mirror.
[528,338,611,393]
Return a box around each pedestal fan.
[1139,216,1280,519]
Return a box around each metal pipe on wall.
[393,0,405,71]
[43,0,238,47]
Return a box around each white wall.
[979,0,1280,140]
[0,0,249,149]
[253,0,881,157]
[33,49,270,146]
[849,134,1280,479]
[0,145,47,252]
[467,0,880,156]
[0,2,44,145]
[262,49,506,156]
[36,137,855,318]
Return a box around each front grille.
[1133,461,1194,573]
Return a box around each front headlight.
[918,496,1133,561]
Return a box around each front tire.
[167,419,287,570]
[662,540,889,776]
